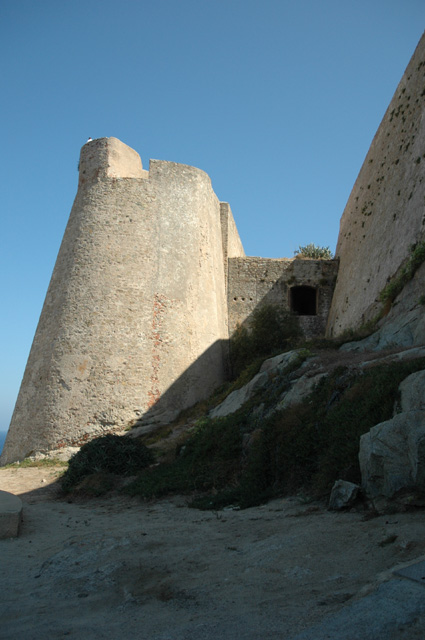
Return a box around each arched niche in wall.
[290,286,317,316]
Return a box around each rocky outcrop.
[209,350,303,418]
[209,370,269,419]
[400,369,425,411]
[275,372,327,412]
[210,341,425,509]
[359,369,425,504]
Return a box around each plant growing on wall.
[380,241,425,304]
[294,244,334,260]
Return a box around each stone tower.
[2,133,339,465]
[327,32,425,335]
[1,138,244,464]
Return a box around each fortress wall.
[228,257,337,338]
[327,33,425,336]
[220,202,245,294]
[1,140,228,464]
[220,202,245,260]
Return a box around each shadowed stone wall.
[228,257,338,338]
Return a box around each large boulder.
[359,411,425,500]
[399,369,425,412]
[359,368,425,503]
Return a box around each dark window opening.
[290,286,317,316]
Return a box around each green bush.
[61,434,154,493]
[294,243,334,260]
[124,415,243,499]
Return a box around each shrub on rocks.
[61,434,154,493]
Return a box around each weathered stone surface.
[220,201,245,294]
[0,490,23,539]
[276,372,326,411]
[210,350,305,419]
[340,303,425,353]
[328,480,360,511]
[399,369,425,412]
[209,371,269,419]
[259,350,302,374]
[290,579,425,640]
[358,364,425,502]
[328,33,425,336]
[359,411,425,499]
[228,256,337,338]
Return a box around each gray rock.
[290,579,425,640]
[359,411,425,499]
[276,372,326,411]
[399,369,425,412]
[209,371,269,418]
[328,480,360,510]
[259,350,302,374]
[210,350,305,419]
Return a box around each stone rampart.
[228,257,338,338]
[327,33,425,335]
[220,202,245,294]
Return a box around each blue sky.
[0,1,424,447]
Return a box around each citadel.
[2,32,425,465]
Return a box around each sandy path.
[1,467,425,639]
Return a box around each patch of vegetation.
[123,357,425,509]
[230,305,301,377]
[337,315,383,344]
[124,415,243,500]
[61,434,154,493]
[380,241,425,304]
[137,425,173,446]
[294,244,334,260]
[1,458,68,469]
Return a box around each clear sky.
[0,1,424,446]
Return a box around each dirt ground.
[1,466,425,639]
